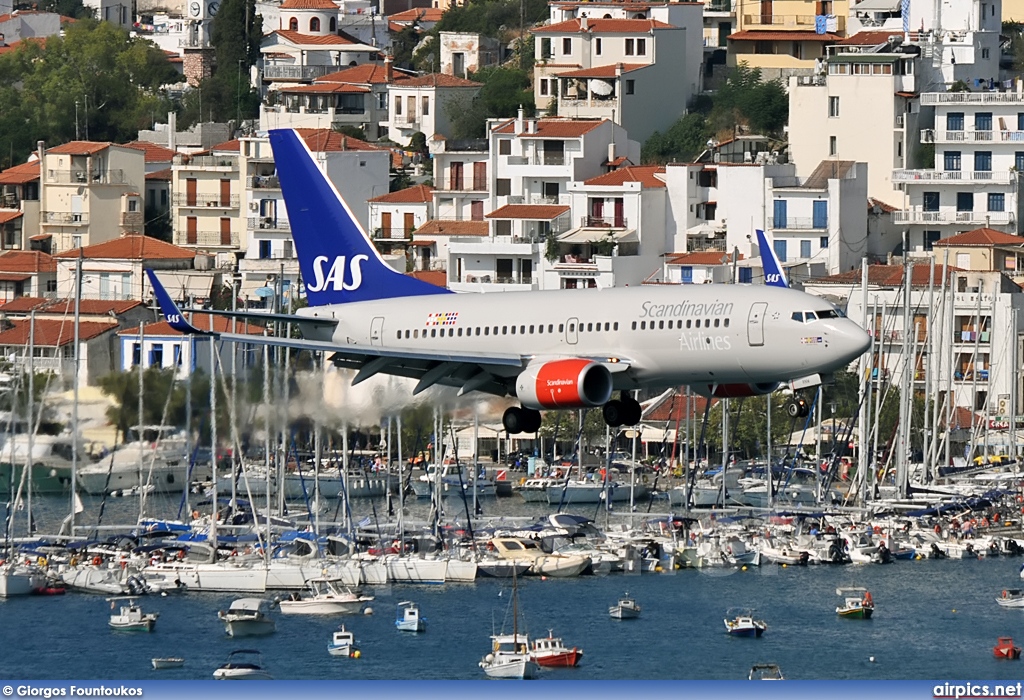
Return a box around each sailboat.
[479,569,539,679]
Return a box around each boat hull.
[0,463,71,494]
[481,656,539,679]
[223,619,275,637]
[534,649,582,667]
[837,607,873,619]
[109,620,156,632]
[279,600,364,615]
[151,658,184,670]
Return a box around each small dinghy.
[996,589,1024,608]
[213,649,273,680]
[151,658,184,670]
[725,609,767,637]
[107,597,158,631]
[609,595,641,619]
[994,637,1022,660]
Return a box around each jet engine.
[692,382,781,398]
[515,359,613,410]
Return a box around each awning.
[558,228,638,244]
[0,211,22,224]
[853,0,900,11]
[687,222,725,237]
[0,273,31,282]
[486,204,569,220]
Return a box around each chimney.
[608,142,616,164]
[167,111,177,152]
[515,105,524,133]
[528,118,537,134]
[384,54,394,83]
[580,14,587,30]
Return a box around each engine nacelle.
[515,359,613,410]
[692,382,781,398]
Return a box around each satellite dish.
[589,80,614,96]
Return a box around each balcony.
[892,169,1015,184]
[247,216,291,232]
[580,216,627,228]
[953,330,991,344]
[263,65,336,81]
[506,156,529,165]
[372,227,411,240]
[246,176,280,190]
[240,256,299,272]
[393,115,419,129]
[41,211,88,226]
[892,208,1016,225]
[741,14,845,32]
[177,156,238,170]
[436,180,488,193]
[771,217,827,230]
[173,194,241,208]
[176,230,240,247]
[46,170,127,185]
[922,92,1024,105]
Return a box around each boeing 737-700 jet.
[146,128,871,434]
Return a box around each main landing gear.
[602,394,642,428]
[502,406,542,434]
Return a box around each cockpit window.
[791,312,804,322]
[804,311,817,321]
[817,308,842,319]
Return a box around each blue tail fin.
[755,228,788,288]
[268,129,451,306]
[145,269,210,335]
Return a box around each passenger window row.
[631,318,730,331]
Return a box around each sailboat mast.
[137,321,145,521]
[70,253,82,535]
[263,339,271,565]
[210,333,218,551]
[26,309,34,534]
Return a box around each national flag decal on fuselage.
[426,312,459,326]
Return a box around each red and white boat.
[530,630,583,667]
[994,637,1022,659]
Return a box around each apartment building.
[386,73,483,147]
[904,0,1001,91]
[367,184,434,257]
[0,160,39,252]
[0,250,56,301]
[440,31,503,77]
[895,90,1024,253]
[429,136,489,223]
[932,228,1024,283]
[171,139,242,263]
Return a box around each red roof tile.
[643,391,714,422]
[729,30,842,41]
[279,0,338,8]
[812,264,961,287]
[584,165,666,187]
[44,299,143,315]
[389,7,443,21]
[397,73,482,88]
[119,313,265,336]
[837,30,898,46]
[280,83,370,93]
[0,211,22,224]
[274,30,369,46]
[368,184,434,203]
[0,297,49,313]
[555,63,647,78]
[932,228,1024,247]
[407,270,447,287]
[868,197,896,213]
[0,273,31,282]
[0,319,116,347]
[414,220,488,236]
[534,18,675,33]
[485,204,569,220]
[47,141,111,155]
[209,139,241,152]
[491,117,606,137]
[0,161,39,185]
[123,141,176,163]
[665,251,740,265]
[0,250,56,273]
[54,235,195,260]
[317,63,415,84]
[146,168,172,181]
[293,128,383,152]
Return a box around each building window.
[539,79,549,96]
[924,230,940,250]
[947,112,964,131]
[562,37,572,54]
[773,239,787,262]
[496,178,511,196]
[922,191,939,211]
[738,267,752,283]
[499,140,511,155]
[812,200,828,228]
[259,240,272,259]
[982,47,990,59]
[636,38,646,55]
[828,96,839,117]
[309,17,320,31]
[944,151,961,171]
[394,96,402,115]
[625,80,635,95]
[828,136,837,156]
[989,192,1005,212]
[288,17,298,30]
[329,17,336,31]
[820,236,829,249]
[422,96,429,116]
[976,112,992,131]
[595,38,602,55]
[956,192,973,211]
[680,266,692,283]
[1017,152,1024,170]
[975,151,992,171]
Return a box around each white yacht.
[78,426,195,495]
[218,598,276,637]
[0,433,89,494]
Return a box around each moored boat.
[530,630,582,667]
[395,601,426,632]
[107,597,158,631]
[218,598,276,637]
[996,589,1024,608]
[609,595,641,619]
[749,663,785,680]
[151,658,184,670]
[836,587,874,619]
[279,578,373,615]
[725,611,767,637]
[327,625,360,657]
[213,649,273,680]
[994,637,1022,659]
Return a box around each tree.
[641,112,711,164]
[445,66,534,139]
[210,0,262,69]
[390,24,422,69]
[710,64,788,135]
[29,0,92,18]
[431,0,548,38]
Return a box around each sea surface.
[4,493,1024,680]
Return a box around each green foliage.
[408,131,428,153]
[177,70,261,128]
[98,368,208,442]
[389,170,413,192]
[445,66,533,139]
[641,112,711,164]
[0,20,178,168]
[710,64,788,135]
[544,235,559,261]
[390,25,422,69]
[432,0,548,38]
[30,0,92,19]
[918,143,935,169]
[210,0,262,69]
[334,124,367,141]
[950,79,972,93]
[538,408,607,452]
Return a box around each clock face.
[208,2,219,15]
[189,1,201,17]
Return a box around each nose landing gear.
[786,396,810,418]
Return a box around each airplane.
[145,128,871,435]
[755,228,788,289]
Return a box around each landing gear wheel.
[622,397,642,426]
[521,408,542,434]
[787,397,810,418]
[603,400,625,427]
[503,406,525,434]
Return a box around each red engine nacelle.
[693,382,781,398]
[515,359,613,410]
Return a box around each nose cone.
[836,318,872,364]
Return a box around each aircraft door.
[370,316,385,346]
[566,317,579,345]
[747,302,767,347]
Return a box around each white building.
[895,90,1024,254]
[904,0,1001,90]
[118,315,263,379]
[386,73,483,147]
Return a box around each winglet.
[145,269,211,335]
[755,228,788,288]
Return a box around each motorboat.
[545,479,647,505]
[749,663,785,680]
[518,478,560,503]
[609,596,641,619]
[395,601,426,632]
[213,649,273,680]
[218,598,276,637]
[530,631,582,667]
[151,658,184,670]
[107,597,158,631]
[278,578,373,615]
[0,433,87,494]
[725,611,767,637]
[994,637,1022,659]
[997,589,1024,608]
[476,558,532,579]
[836,587,874,619]
[488,538,590,578]
[78,426,194,495]
[327,625,359,657]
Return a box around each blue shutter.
[800,240,811,258]
[773,239,787,262]
[773,200,787,229]
[680,266,693,283]
[812,200,828,228]
[739,267,752,284]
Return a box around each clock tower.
[181,0,217,87]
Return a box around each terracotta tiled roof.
[837,30,898,46]
[811,264,961,287]
[280,83,370,93]
[584,165,666,187]
[293,128,383,152]
[555,63,647,78]
[933,228,1024,247]
[42,299,143,315]
[209,139,241,152]
[728,30,842,41]
[643,391,714,422]
[123,141,176,163]
[146,168,172,181]
[533,18,675,33]
[47,141,111,155]
[398,73,482,88]
[274,30,369,46]
[54,235,195,260]
[665,251,741,265]
[0,297,48,313]
[279,0,337,9]
[119,313,265,336]
[406,270,447,287]
[414,220,488,236]
[0,319,116,347]
[0,250,56,273]
[485,204,569,220]
[389,7,443,21]
[368,184,434,203]
[868,197,896,213]
[318,63,415,84]
[0,161,39,185]
[0,211,22,224]
[491,117,606,137]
